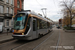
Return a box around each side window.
[39,20,42,29]
[26,17,30,31]
[24,17,30,34]
[33,20,36,31]
[6,20,9,26]
[37,19,40,29]
[27,17,30,27]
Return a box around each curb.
[64,29,75,33]
[0,38,14,43]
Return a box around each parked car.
[56,26,61,29]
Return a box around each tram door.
[33,18,37,38]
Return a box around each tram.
[12,10,52,40]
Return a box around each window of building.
[6,20,9,26]
[11,20,13,26]
[0,0,3,1]
[0,19,3,22]
[7,7,9,13]
[11,9,13,14]
[6,0,9,3]
[0,5,3,13]
[11,0,13,4]
[22,1,23,9]
[17,1,20,8]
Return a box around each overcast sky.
[24,0,63,21]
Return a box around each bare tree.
[61,0,75,27]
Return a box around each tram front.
[12,13,31,40]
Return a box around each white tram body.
[12,10,52,40]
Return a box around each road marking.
[56,30,60,50]
[33,32,54,50]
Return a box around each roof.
[18,10,52,23]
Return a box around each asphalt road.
[0,27,75,50]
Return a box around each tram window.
[25,17,31,34]
[48,23,50,28]
[41,20,43,29]
[27,17,30,27]
[37,18,49,29]
[47,22,48,28]
[37,19,47,29]
[37,19,40,29]
[33,20,36,31]
[40,20,43,29]
[39,20,42,29]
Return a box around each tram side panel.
[24,17,33,40]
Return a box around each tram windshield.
[14,13,27,30]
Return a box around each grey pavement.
[34,27,60,50]
[0,27,75,50]
[12,27,60,50]
[34,27,75,50]
[58,29,75,50]
[0,32,14,43]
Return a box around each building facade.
[0,0,14,32]
[14,0,24,15]
[72,9,75,28]
[62,9,75,27]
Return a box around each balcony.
[11,4,13,6]
[4,13,13,19]
[0,0,4,4]
[0,0,4,2]
[6,2,10,6]
[6,2,9,5]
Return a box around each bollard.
[7,28,9,35]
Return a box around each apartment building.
[14,0,24,15]
[0,0,14,32]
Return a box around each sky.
[24,0,63,21]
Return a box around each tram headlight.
[22,33,24,35]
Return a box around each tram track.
[0,38,14,45]
[32,29,60,50]
[11,40,33,50]
[11,31,53,50]
[0,30,54,50]
[0,39,30,50]
[55,29,60,50]
[32,31,54,50]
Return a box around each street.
[0,0,75,50]
[0,27,75,50]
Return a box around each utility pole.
[41,8,47,18]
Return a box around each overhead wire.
[35,0,43,7]
[53,0,57,8]
[35,0,46,17]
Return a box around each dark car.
[57,26,61,29]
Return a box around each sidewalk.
[0,32,14,43]
[58,29,75,50]
[63,28,75,33]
